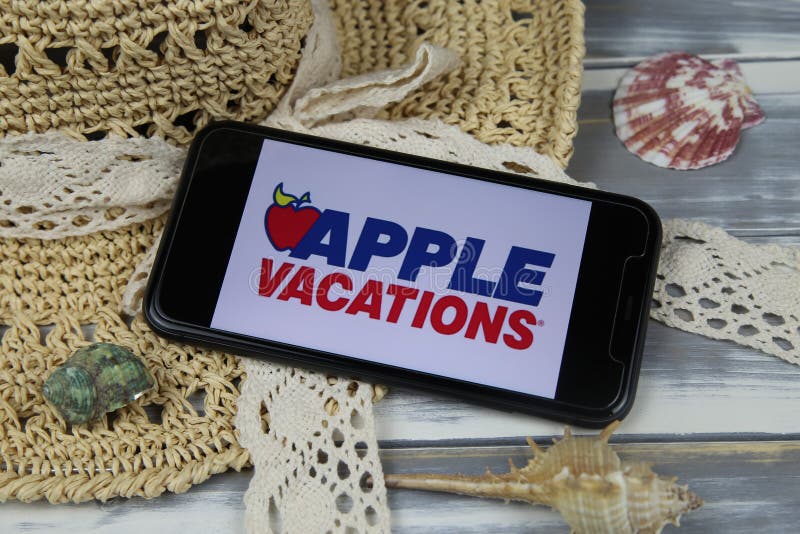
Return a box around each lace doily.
[0,133,183,238]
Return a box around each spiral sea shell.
[385,422,702,533]
[43,343,154,424]
[613,52,765,170]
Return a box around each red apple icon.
[265,183,321,251]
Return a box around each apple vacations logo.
[264,183,320,251]
[260,183,554,351]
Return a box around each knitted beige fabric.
[330,0,586,168]
[0,214,388,515]
[0,0,312,145]
[0,0,584,164]
[0,0,312,505]
[0,218,251,502]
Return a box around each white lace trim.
[0,132,182,238]
[235,361,388,533]
[653,219,799,365]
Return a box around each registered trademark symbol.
[537,320,544,327]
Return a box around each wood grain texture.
[3,441,798,533]
[570,92,800,235]
[375,313,800,443]
[583,0,800,65]
[582,60,800,94]
[383,441,800,533]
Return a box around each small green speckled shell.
[43,343,155,424]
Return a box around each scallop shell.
[613,52,765,170]
[385,422,702,533]
[43,343,155,424]
[710,58,765,130]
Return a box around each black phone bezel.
[144,121,662,427]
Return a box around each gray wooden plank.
[584,0,800,65]
[568,92,800,235]
[375,321,800,442]
[0,474,248,533]
[3,441,798,533]
[582,61,800,95]
[383,441,800,533]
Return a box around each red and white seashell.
[613,52,765,170]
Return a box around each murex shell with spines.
[384,422,703,533]
[613,52,765,170]
[43,343,155,424]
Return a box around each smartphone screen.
[209,138,592,399]
[148,123,662,424]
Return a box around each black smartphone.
[145,121,661,427]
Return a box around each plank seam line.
[378,432,800,449]
[584,53,800,69]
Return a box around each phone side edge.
[142,123,225,339]
[604,195,663,423]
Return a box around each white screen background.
[211,139,591,399]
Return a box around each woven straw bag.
[0,0,314,503]
[331,0,585,167]
[0,0,586,504]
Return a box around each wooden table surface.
[3,1,799,532]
